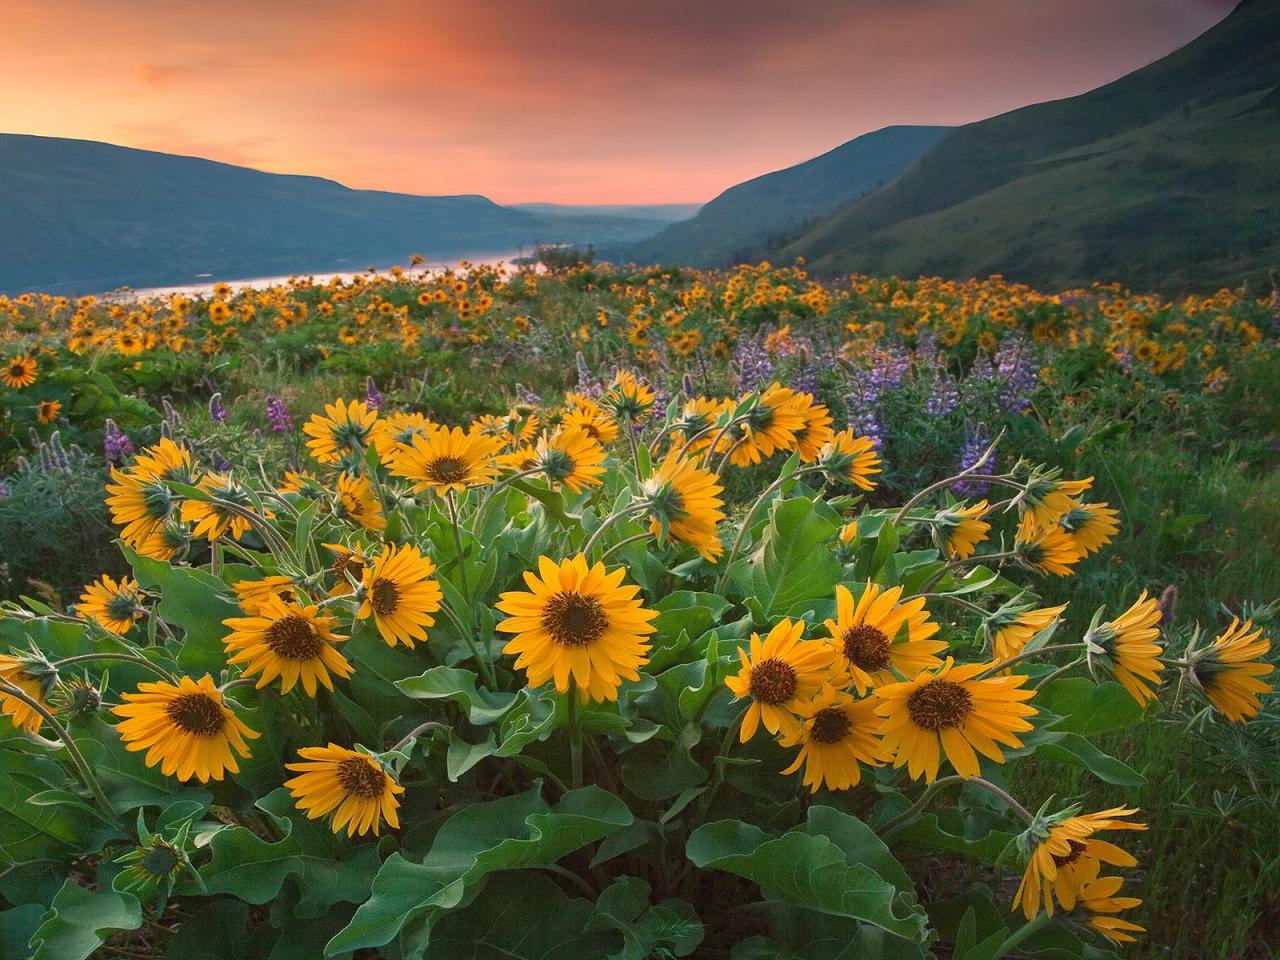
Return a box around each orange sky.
[2,0,1235,204]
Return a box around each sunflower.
[534,428,606,493]
[725,619,835,741]
[324,542,368,597]
[356,543,443,648]
[875,658,1037,783]
[815,430,881,490]
[1190,618,1273,722]
[991,603,1068,662]
[822,583,946,694]
[1014,527,1082,577]
[180,472,261,541]
[77,574,144,635]
[779,686,885,792]
[284,744,404,837]
[641,451,725,561]
[131,437,198,484]
[1076,867,1146,944]
[1084,591,1163,706]
[371,411,438,460]
[303,399,379,464]
[112,675,258,783]
[1019,473,1093,526]
[334,472,386,532]
[223,596,353,696]
[387,425,502,497]
[233,575,297,615]
[667,397,730,455]
[2,355,37,389]
[1056,501,1119,556]
[106,468,177,548]
[727,384,805,467]
[601,371,656,422]
[132,522,191,563]
[496,554,658,703]
[280,469,325,496]
[0,653,55,733]
[36,399,62,424]
[1012,805,1145,920]
[562,406,620,445]
[792,394,835,462]
[935,501,991,559]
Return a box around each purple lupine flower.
[515,382,541,406]
[212,452,232,472]
[791,348,817,396]
[925,370,960,417]
[208,392,228,423]
[915,330,940,369]
[162,398,182,428]
[574,352,603,398]
[952,424,991,497]
[681,372,697,398]
[266,395,294,433]
[733,335,774,393]
[994,335,1039,412]
[365,377,385,410]
[103,419,134,463]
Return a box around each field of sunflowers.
[0,260,1277,960]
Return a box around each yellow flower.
[1014,526,1082,577]
[496,554,657,703]
[303,399,379,464]
[602,371,656,422]
[815,430,881,491]
[724,619,835,741]
[2,355,37,389]
[36,399,62,424]
[1190,618,1273,722]
[1084,592,1163,706]
[535,428,606,494]
[1012,806,1145,920]
[77,575,144,635]
[0,653,55,733]
[779,686,884,792]
[667,397,729,455]
[112,675,258,782]
[991,604,1068,662]
[388,425,502,497]
[1057,501,1120,556]
[875,658,1037,783]
[792,394,834,462]
[822,583,946,694]
[641,451,725,561]
[223,596,353,696]
[371,411,438,460]
[233,575,297,615]
[335,472,386,532]
[562,406,620,445]
[727,384,805,467]
[1020,474,1093,527]
[936,500,990,559]
[324,542,367,597]
[357,543,443,648]
[180,473,261,541]
[1077,866,1146,944]
[284,743,404,837]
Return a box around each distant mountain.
[510,202,704,246]
[778,0,1279,292]
[0,137,689,294]
[615,126,949,268]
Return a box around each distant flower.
[952,424,992,496]
[103,419,135,464]
[365,377,384,410]
[208,392,228,423]
[265,394,294,433]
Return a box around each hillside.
[778,0,1280,292]
[0,137,649,294]
[616,125,949,267]
[510,202,703,246]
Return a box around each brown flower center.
[1052,839,1088,867]
[541,591,608,647]
[747,657,798,705]
[906,679,973,731]
[336,756,387,798]
[333,554,365,583]
[809,706,852,744]
[371,577,399,616]
[166,692,225,737]
[842,624,892,673]
[424,456,469,485]
[265,614,326,660]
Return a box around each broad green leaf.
[28,881,141,960]
[1037,679,1145,734]
[326,785,632,956]
[396,665,517,724]
[1030,731,1146,787]
[749,497,842,615]
[0,749,124,865]
[0,905,46,960]
[125,547,238,675]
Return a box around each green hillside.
[617,125,948,267]
[779,0,1280,292]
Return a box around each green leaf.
[28,881,141,960]
[395,666,517,725]
[587,876,704,959]
[749,497,842,616]
[162,899,254,960]
[1037,679,1144,734]
[446,730,498,781]
[326,784,632,956]
[686,807,928,943]
[0,905,46,960]
[125,546,237,675]
[1030,732,1146,787]
[0,749,125,865]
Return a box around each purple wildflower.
[103,419,134,464]
[925,371,960,416]
[266,395,294,433]
[515,382,541,406]
[208,392,228,423]
[574,352,603,398]
[952,424,991,497]
[365,377,385,410]
[733,335,774,393]
[212,452,232,472]
[994,335,1039,412]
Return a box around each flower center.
[1052,839,1088,867]
[105,593,140,621]
[333,554,364,583]
[371,577,400,616]
[265,614,326,660]
[541,591,608,647]
[425,456,469,484]
[166,692,225,737]
[747,657,798,705]
[336,756,387,798]
[141,842,181,877]
[809,706,853,744]
[906,679,973,731]
[842,624,892,672]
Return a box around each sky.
[2,0,1236,205]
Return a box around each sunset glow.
[3,0,1234,203]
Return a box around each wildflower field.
[0,260,1277,960]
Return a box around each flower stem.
[975,643,1081,679]
[567,680,583,789]
[53,652,176,684]
[581,501,648,559]
[890,428,1007,526]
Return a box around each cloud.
[137,64,195,87]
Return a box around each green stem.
[990,914,1050,958]
[446,492,474,611]
[53,652,176,684]
[600,531,651,561]
[567,681,583,789]
[890,429,1007,526]
[581,501,648,559]
[880,776,965,838]
[441,602,498,688]
[0,680,120,823]
[975,643,1081,680]
[1034,656,1086,690]
[471,467,543,537]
